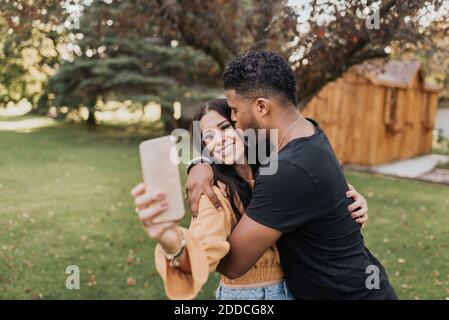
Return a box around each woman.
[130,98,368,300]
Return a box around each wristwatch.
[186,156,213,174]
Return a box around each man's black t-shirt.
[246,119,396,299]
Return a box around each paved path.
[346,154,449,185]
[374,154,449,178]
[420,169,449,185]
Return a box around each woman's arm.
[152,227,192,273]
[131,183,231,299]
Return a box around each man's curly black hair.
[223,50,297,106]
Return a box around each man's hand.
[185,163,221,217]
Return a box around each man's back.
[246,119,397,299]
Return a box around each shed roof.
[351,59,442,92]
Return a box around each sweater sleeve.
[154,190,232,299]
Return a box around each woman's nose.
[224,128,235,140]
[220,133,228,146]
[213,130,224,147]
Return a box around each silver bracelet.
[163,229,186,268]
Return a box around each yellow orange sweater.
[155,184,284,300]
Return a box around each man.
[187,51,397,299]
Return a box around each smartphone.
[139,135,185,223]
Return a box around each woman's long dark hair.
[192,98,254,220]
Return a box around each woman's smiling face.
[200,110,245,165]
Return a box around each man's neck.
[269,109,315,150]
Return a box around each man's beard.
[247,116,260,131]
[237,122,273,166]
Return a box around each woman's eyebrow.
[203,120,229,135]
[216,120,228,127]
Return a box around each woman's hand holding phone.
[131,182,181,254]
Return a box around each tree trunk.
[87,108,97,126]
[86,95,97,126]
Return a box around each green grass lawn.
[1,116,448,300]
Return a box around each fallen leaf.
[87,274,97,287]
[127,277,136,286]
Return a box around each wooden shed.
[303,59,442,166]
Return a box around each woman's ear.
[255,98,270,116]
